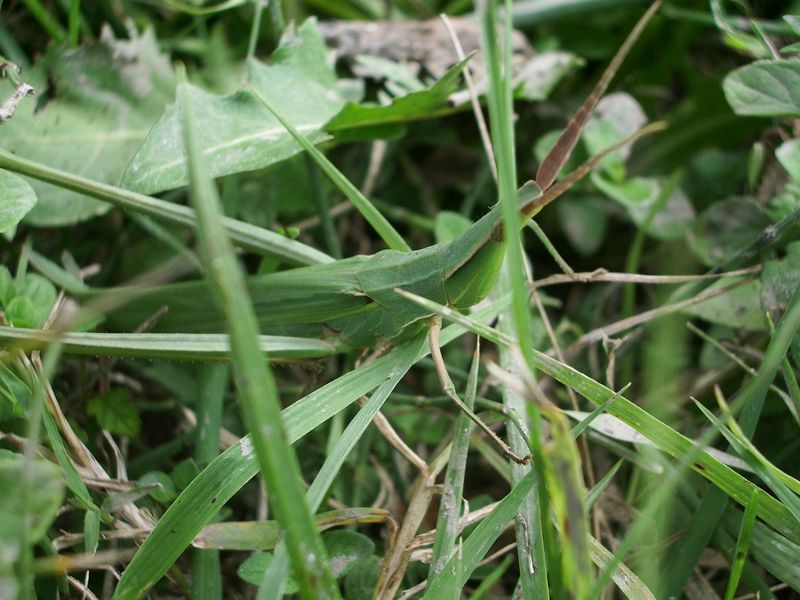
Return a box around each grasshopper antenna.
[535,0,662,190]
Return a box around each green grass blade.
[0,148,332,266]
[429,341,480,577]
[570,384,630,439]
[724,491,758,600]
[192,365,227,600]
[589,537,656,600]
[248,85,411,253]
[586,460,624,510]
[124,78,339,600]
[695,401,800,521]
[470,555,514,600]
[423,471,536,597]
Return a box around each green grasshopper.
[94,1,661,343]
[0,3,661,462]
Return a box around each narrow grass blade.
[570,383,630,439]
[423,471,536,597]
[0,148,332,266]
[429,341,480,577]
[589,537,656,600]
[122,79,339,600]
[470,555,514,600]
[192,365,227,600]
[0,327,338,361]
[724,491,758,600]
[248,85,411,253]
[721,504,800,593]
[586,460,624,510]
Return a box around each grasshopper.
[0,3,662,463]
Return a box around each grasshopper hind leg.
[427,316,531,465]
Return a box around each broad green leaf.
[15,273,57,329]
[5,296,36,328]
[761,241,800,319]
[123,20,348,194]
[724,60,800,117]
[1,28,175,225]
[688,197,771,267]
[238,553,299,593]
[343,556,380,600]
[87,388,141,438]
[0,266,14,307]
[0,457,65,544]
[321,530,374,578]
[324,57,470,138]
[556,196,608,256]
[776,139,800,184]
[683,278,766,331]
[0,169,36,233]
[582,92,647,180]
[514,51,581,101]
[591,174,694,240]
[139,471,177,504]
[0,364,30,420]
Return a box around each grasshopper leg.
[427,316,531,465]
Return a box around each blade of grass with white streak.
[248,85,411,253]
[0,148,332,266]
[124,79,339,600]
[109,301,504,599]
[428,341,480,578]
